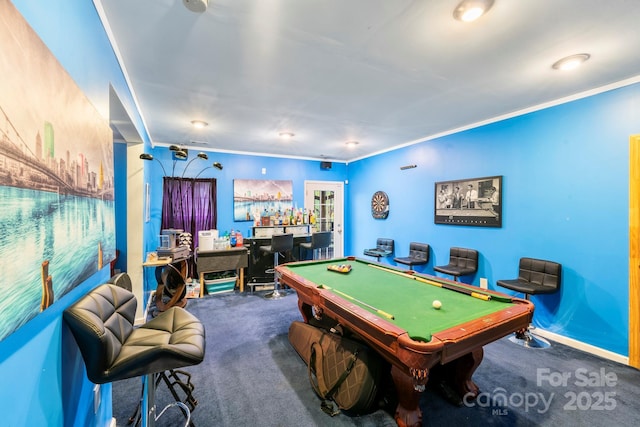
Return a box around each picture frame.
[233,179,293,221]
[434,175,502,227]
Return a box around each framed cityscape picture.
[434,175,502,227]
[233,179,293,221]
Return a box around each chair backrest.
[107,271,132,291]
[271,233,294,252]
[449,247,478,270]
[312,231,332,249]
[518,257,561,291]
[376,238,394,253]
[63,284,137,384]
[408,242,429,262]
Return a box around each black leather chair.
[299,231,332,260]
[433,247,478,281]
[363,238,394,262]
[259,233,294,299]
[497,257,562,348]
[394,242,429,269]
[63,283,205,427]
[107,271,132,291]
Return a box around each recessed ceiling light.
[453,0,494,22]
[345,140,359,148]
[278,132,295,139]
[551,53,591,71]
[191,120,208,129]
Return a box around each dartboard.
[371,191,389,219]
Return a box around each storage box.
[204,272,237,295]
[198,229,218,251]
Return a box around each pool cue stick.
[319,284,395,320]
[368,263,415,279]
[368,263,495,301]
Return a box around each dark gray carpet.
[112,291,640,426]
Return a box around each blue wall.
[346,84,638,356]
[0,1,150,426]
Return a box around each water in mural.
[0,186,115,341]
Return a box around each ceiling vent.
[183,0,208,13]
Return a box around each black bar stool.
[63,283,205,427]
[433,247,478,281]
[497,257,562,349]
[259,233,294,299]
[299,231,332,260]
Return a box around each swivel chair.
[259,233,294,299]
[299,231,332,260]
[497,257,562,349]
[63,283,205,427]
[107,271,132,291]
[394,242,429,269]
[433,247,478,281]
[363,238,394,262]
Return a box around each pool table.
[276,256,534,427]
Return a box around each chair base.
[508,330,551,349]
[264,289,286,299]
[133,370,197,427]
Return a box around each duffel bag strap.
[308,335,359,416]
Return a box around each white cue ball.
[432,300,442,310]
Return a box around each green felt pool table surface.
[282,257,520,342]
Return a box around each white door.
[304,180,344,258]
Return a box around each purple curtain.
[162,177,217,250]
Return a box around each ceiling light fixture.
[453,0,495,22]
[191,120,208,129]
[183,0,208,13]
[278,132,295,139]
[551,53,591,71]
[345,140,359,148]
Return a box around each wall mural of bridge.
[0,1,115,342]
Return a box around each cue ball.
[432,300,442,310]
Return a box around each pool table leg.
[454,347,483,397]
[438,347,483,399]
[391,365,423,427]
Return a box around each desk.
[276,256,534,427]
[196,247,249,295]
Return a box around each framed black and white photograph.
[434,175,502,227]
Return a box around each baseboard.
[534,329,629,365]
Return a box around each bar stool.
[497,257,562,348]
[63,283,205,427]
[433,247,478,282]
[259,233,294,299]
[363,238,394,262]
[394,242,429,269]
[299,231,332,260]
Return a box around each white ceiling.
[97,0,640,162]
